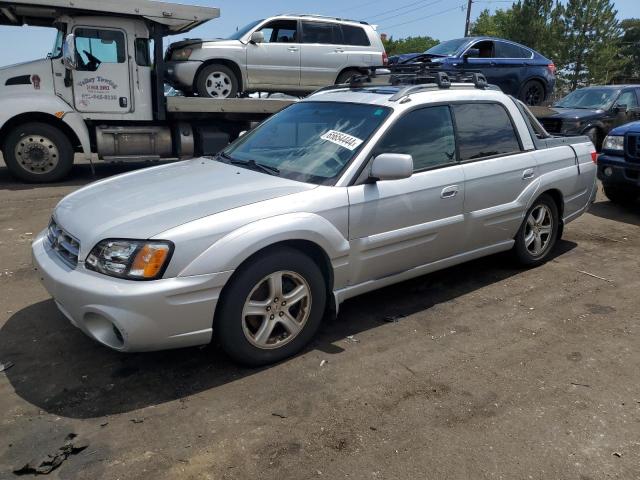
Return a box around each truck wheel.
[513,194,559,267]
[336,69,362,84]
[196,64,238,98]
[519,80,545,106]
[214,247,326,366]
[603,185,637,205]
[3,122,74,183]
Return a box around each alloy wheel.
[524,204,553,256]
[205,71,232,98]
[241,271,312,349]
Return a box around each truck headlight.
[602,135,624,151]
[86,240,173,280]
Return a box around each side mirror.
[62,34,77,70]
[370,153,413,181]
[614,104,628,114]
[463,47,480,62]
[250,31,264,44]
[238,130,247,137]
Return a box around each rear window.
[341,25,370,46]
[302,21,342,44]
[452,103,521,160]
[495,41,530,59]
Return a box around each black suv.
[532,85,640,150]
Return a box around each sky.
[0,0,638,66]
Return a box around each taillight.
[382,51,388,66]
[548,63,556,75]
[591,151,598,163]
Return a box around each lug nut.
[266,306,271,311]
[274,297,279,302]
[270,314,275,320]
[282,301,286,306]
[279,311,284,316]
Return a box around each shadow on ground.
[588,199,640,227]
[0,241,576,419]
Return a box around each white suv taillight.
[382,51,388,66]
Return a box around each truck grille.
[539,118,562,134]
[46,218,80,268]
[627,134,640,162]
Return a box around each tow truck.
[0,0,296,182]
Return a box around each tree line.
[383,0,639,94]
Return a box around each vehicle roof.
[274,14,371,27]
[577,84,639,89]
[0,0,219,34]
[610,120,640,135]
[306,84,511,109]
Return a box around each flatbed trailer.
[0,0,295,182]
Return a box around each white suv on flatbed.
[165,14,387,98]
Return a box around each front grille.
[540,118,562,134]
[626,134,640,162]
[46,218,80,267]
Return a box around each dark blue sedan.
[388,36,556,106]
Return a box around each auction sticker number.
[321,130,364,151]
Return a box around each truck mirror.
[250,31,264,44]
[614,104,628,114]
[62,34,77,70]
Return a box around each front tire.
[215,247,327,366]
[195,64,239,98]
[3,122,74,183]
[336,69,362,84]
[513,194,559,266]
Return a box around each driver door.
[72,27,132,114]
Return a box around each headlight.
[86,239,173,280]
[602,135,624,151]
[171,48,193,61]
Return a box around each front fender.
[0,94,91,159]
[178,212,351,283]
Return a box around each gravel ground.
[0,158,639,479]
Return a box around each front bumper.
[597,154,640,188]
[165,60,203,90]
[32,231,233,352]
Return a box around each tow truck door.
[71,27,132,114]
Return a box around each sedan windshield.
[221,102,391,185]
[227,19,263,40]
[553,88,620,110]
[425,38,469,56]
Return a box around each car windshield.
[553,88,620,110]
[425,38,469,56]
[227,19,263,40]
[49,28,64,58]
[220,102,392,185]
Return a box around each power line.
[332,0,388,15]
[369,0,448,23]
[380,3,466,30]
[366,0,435,21]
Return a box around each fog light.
[604,167,613,177]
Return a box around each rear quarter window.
[495,41,531,59]
[452,103,522,160]
[341,25,370,46]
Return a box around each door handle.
[441,185,459,199]
[334,48,345,53]
[287,47,299,52]
[522,168,535,180]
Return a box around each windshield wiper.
[218,153,280,176]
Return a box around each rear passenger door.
[493,41,531,96]
[454,102,538,251]
[300,21,347,86]
[347,106,465,285]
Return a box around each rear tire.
[215,247,327,366]
[519,79,545,106]
[3,122,74,183]
[195,64,239,98]
[336,69,362,84]
[603,185,637,205]
[513,194,559,267]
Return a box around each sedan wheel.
[520,80,545,106]
[242,271,312,349]
[523,204,553,257]
[513,194,559,266]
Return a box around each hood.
[610,120,640,136]
[0,58,53,94]
[54,159,316,256]
[530,106,604,122]
[201,38,244,47]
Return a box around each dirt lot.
[0,158,639,480]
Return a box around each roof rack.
[311,65,490,101]
[279,13,369,25]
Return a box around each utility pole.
[464,0,472,37]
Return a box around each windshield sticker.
[320,130,364,151]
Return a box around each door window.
[74,28,125,71]
[469,40,495,58]
[452,103,521,160]
[495,41,530,59]
[258,20,298,43]
[615,90,638,109]
[302,21,342,44]
[341,25,370,46]
[375,106,456,171]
